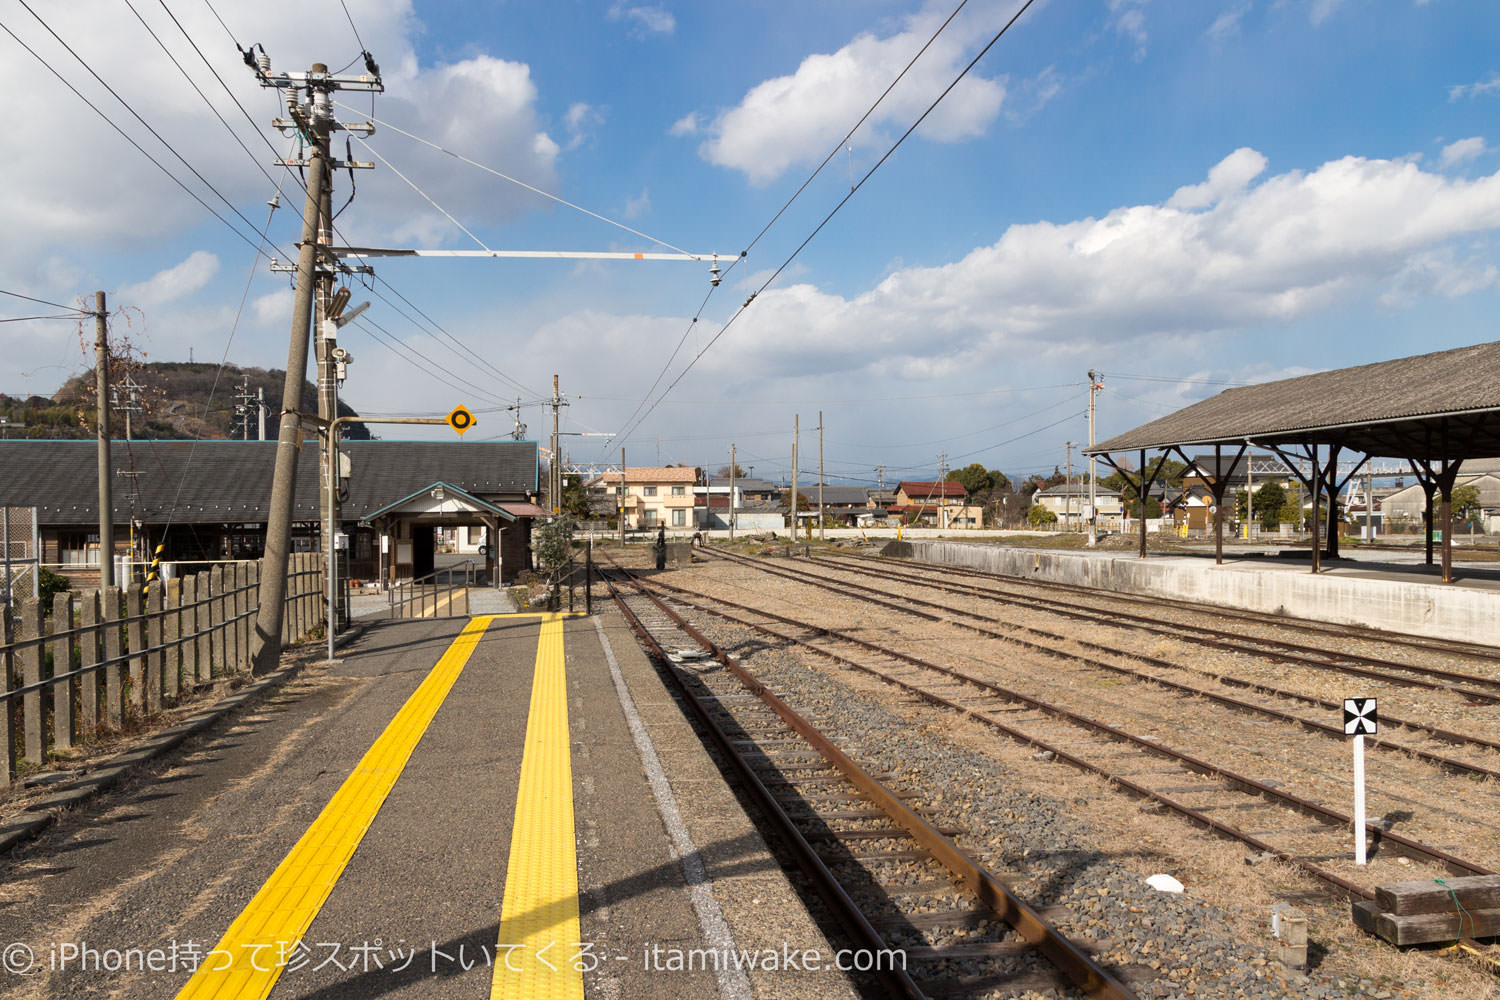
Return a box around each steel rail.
[813,551,1500,703]
[603,576,928,999]
[625,568,1495,886]
[603,565,1139,1000]
[703,549,1500,780]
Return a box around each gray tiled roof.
[1090,340,1500,460]
[0,440,537,525]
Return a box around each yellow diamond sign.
[447,405,476,435]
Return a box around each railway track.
[822,549,1500,685]
[700,548,1500,782]
[614,559,1497,910]
[602,564,1143,999]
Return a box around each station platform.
[0,612,856,1000]
[904,539,1500,645]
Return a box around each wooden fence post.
[2,605,15,785]
[103,587,124,728]
[146,585,164,713]
[126,584,145,718]
[231,564,245,671]
[236,564,251,667]
[163,578,181,701]
[50,592,75,751]
[79,591,100,737]
[180,574,197,685]
[209,566,226,677]
[194,571,211,683]
[19,598,44,764]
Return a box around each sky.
[4,0,1500,488]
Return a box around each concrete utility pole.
[817,411,825,541]
[937,452,949,530]
[1065,441,1076,532]
[95,291,113,589]
[875,465,886,491]
[250,56,381,673]
[619,448,627,543]
[1087,370,1101,547]
[729,443,737,541]
[257,386,266,440]
[791,415,799,537]
[549,375,568,514]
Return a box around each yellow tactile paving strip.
[492,612,584,1000]
[173,616,494,1000]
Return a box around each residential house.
[588,466,702,530]
[889,481,982,528]
[1032,483,1124,530]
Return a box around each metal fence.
[0,553,323,787]
[388,561,475,620]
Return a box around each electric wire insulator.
[257,51,271,75]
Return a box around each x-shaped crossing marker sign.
[1343,697,1378,736]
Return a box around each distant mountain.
[1,362,373,441]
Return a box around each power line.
[0,8,280,261]
[330,99,697,256]
[603,0,979,457]
[606,0,1040,453]
[0,289,92,314]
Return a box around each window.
[643,510,658,525]
[643,486,658,496]
[467,526,483,544]
[672,485,685,496]
[672,509,686,526]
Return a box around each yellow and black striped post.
[143,543,165,595]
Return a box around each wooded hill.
[1,362,372,440]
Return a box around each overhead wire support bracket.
[272,117,375,136]
[275,157,374,169]
[252,68,384,93]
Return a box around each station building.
[0,439,543,586]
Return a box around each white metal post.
[1353,733,1367,866]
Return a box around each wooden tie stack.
[1353,875,1500,945]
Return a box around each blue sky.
[4,0,1500,486]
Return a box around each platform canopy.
[1083,340,1500,578]
[1088,340,1500,461]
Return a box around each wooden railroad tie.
[1352,875,1500,946]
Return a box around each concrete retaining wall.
[903,541,1499,646]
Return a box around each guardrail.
[388,561,475,620]
[0,554,324,788]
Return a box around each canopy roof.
[1088,341,1500,462]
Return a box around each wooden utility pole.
[95,291,113,589]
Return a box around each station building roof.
[1088,340,1500,462]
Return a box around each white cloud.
[117,251,219,307]
[564,102,605,151]
[1441,136,1488,167]
[1108,0,1149,57]
[1207,2,1251,40]
[0,2,560,264]
[1166,148,1268,209]
[251,290,293,328]
[1309,0,1345,26]
[668,112,700,136]
[1449,75,1500,101]
[608,3,675,37]
[690,3,1010,185]
[687,151,1500,381]
[623,188,651,220]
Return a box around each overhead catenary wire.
[606,0,1040,454]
